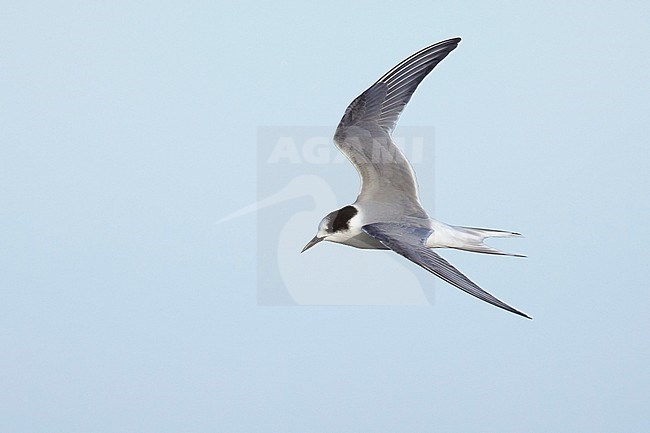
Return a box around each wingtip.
[441,37,462,47]
[516,310,533,320]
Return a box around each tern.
[301,38,531,319]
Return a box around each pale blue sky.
[2,1,649,432]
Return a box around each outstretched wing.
[362,222,532,319]
[334,38,461,208]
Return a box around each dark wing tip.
[440,37,461,46]
[512,309,533,320]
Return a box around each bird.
[301,37,531,319]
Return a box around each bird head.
[301,205,358,252]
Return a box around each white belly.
[327,225,388,249]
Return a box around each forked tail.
[453,226,526,257]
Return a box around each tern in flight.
[301,38,531,318]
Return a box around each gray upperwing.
[362,222,532,319]
[335,38,461,136]
[336,124,425,211]
[333,38,461,207]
